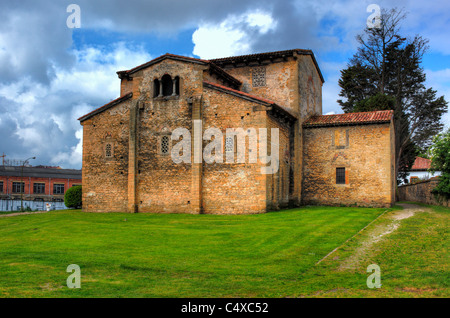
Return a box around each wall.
[298,55,322,118]
[397,177,449,207]
[302,122,394,208]
[0,175,81,211]
[81,100,131,213]
[402,171,442,185]
[223,59,298,112]
[201,86,269,214]
[134,59,204,213]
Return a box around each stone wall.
[201,86,269,214]
[81,100,131,212]
[397,177,449,207]
[302,122,395,208]
[223,59,298,112]
[82,57,297,214]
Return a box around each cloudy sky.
[0,0,449,169]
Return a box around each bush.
[64,185,82,209]
[428,128,450,199]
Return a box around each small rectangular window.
[410,176,419,184]
[336,167,346,184]
[12,182,24,193]
[33,183,46,194]
[0,181,3,193]
[53,184,65,195]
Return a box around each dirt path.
[0,211,48,218]
[336,203,431,270]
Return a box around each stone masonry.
[78,49,395,214]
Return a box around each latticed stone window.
[225,136,234,153]
[161,135,170,154]
[105,143,112,158]
[252,66,266,87]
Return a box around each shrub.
[428,128,450,199]
[64,185,82,209]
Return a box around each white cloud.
[192,11,276,59]
[0,43,152,169]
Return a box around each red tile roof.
[211,49,324,83]
[117,53,242,88]
[203,81,298,120]
[118,53,210,77]
[203,81,276,105]
[303,110,393,127]
[78,93,133,122]
[211,49,312,63]
[411,157,431,171]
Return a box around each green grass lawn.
[0,204,447,297]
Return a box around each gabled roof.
[78,93,133,122]
[211,49,325,83]
[117,53,209,79]
[203,81,297,121]
[116,53,242,88]
[411,157,431,171]
[303,110,394,128]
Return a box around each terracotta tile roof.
[303,110,393,127]
[203,81,276,105]
[78,93,133,122]
[117,53,210,77]
[411,157,431,171]
[211,48,324,83]
[203,81,298,120]
[211,48,312,63]
[117,53,241,88]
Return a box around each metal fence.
[0,199,67,212]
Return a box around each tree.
[428,129,450,199]
[64,185,82,209]
[338,7,448,183]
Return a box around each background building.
[407,157,441,184]
[0,166,82,211]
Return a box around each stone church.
[78,49,396,214]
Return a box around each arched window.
[161,75,173,96]
[153,79,160,97]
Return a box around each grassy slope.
[0,204,447,297]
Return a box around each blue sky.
[0,0,448,169]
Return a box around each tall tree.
[338,8,448,183]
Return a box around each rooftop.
[210,49,324,83]
[303,110,394,127]
[0,166,82,179]
[411,157,431,171]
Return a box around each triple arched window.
[153,75,180,98]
